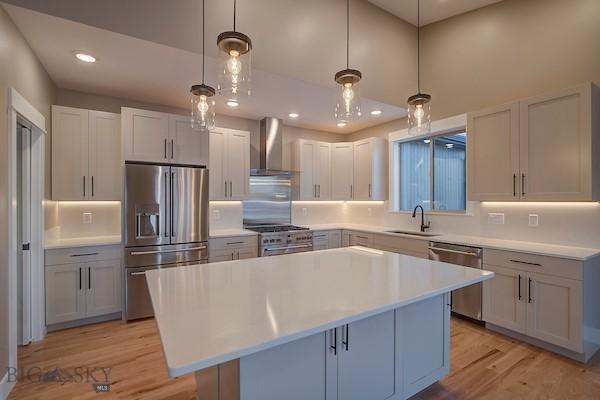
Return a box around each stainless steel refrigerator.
[123,162,209,320]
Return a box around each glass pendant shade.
[217,31,252,101]
[191,84,216,131]
[334,69,362,123]
[407,93,431,136]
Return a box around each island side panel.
[396,293,451,399]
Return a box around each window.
[397,132,466,212]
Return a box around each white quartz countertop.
[307,223,600,261]
[146,247,493,377]
[44,235,122,250]
[209,228,258,238]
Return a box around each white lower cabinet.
[482,264,527,334]
[45,246,122,327]
[312,230,342,251]
[209,235,258,262]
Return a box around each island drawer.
[483,249,582,280]
[45,245,121,266]
[210,235,258,251]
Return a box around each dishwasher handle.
[428,246,480,257]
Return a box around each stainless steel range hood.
[251,117,294,176]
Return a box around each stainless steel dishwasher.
[428,242,483,321]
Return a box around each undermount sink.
[385,230,441,237]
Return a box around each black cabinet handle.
[171,139,174,159]
[88,267,91,290]
[513,174,517,197]
[528,277,533,303]
[79,267,82,290]
[518,274,522,300]
[330,328,337,355]
[522,173,526,196]
[164,139,167,159]
[342,324,349,351]
[83,176,86,197]
[91,176,94,197]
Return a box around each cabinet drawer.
[45,245,121,266]
[209,235,258,251]
[312,231,331,241]
[483,249,582,280]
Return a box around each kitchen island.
[146,247,493,400]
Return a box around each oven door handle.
[264,244,313,252]
[130,246,207,256]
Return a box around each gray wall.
[0,4,55,378]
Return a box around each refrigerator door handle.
[164,171,170,238]
[171,171,175,239]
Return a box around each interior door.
[331,143,354,200]
[170,114,208,166]
[337,311,396,400]
[519,85,591,201]
[89,111,121,200]
[299,141,316,200]
[209,130,227,200]
[171,166,209,244]
[17,124,32,345]
[316,142,331,200]
[227,131,250,200]
[353,140,372,200]
[51,105,89,200]
[467,102,520,201]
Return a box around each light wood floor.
[8,318,600,399]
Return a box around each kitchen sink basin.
[385,230,441,237]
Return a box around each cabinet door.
[353,140,372,200]
[85,260,122,318]
[519,85,592,201]
[52,106,89,200]
[331,143,354,200]
[226,130,250,200]
[209,248,236,263]
[526,272,582,352]
[240,332,327,400]
[482,264,526,334]
[170,114,208,166]
[298,140,317,200]
[467,102,520,201]
[209,130,228,200]
[89,111,121,201]
[316,142,331,200]
[237,247,258,260]
[337,311,396,400]
[122,107,170,163]
[45,264,86,324]
[328,230,341,249]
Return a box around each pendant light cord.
[417,0,421,93]
[233,0,237,32]
[202,0,205,83]
[346,0,350,69]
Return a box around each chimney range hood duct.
[251,117,295,176]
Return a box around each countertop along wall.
[0,4,56,384]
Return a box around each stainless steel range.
[246,225,313,257]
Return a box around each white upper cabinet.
[353,138,388,201]
[122,107,208,166]
[52,106,121,201]
[331,142,355,200]
[292,140,331,200]
[467,82,600,201]
[209,128,250,201]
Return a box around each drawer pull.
[70,252,99,257]
[130,246,206,256]
[510,259,542,267]
[130,271,147,276]
[226,241,245,245]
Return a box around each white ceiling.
[368,0,505,26]
[3,3,406,133]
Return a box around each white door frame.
[3,88,46,399]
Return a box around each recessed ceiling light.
[226,100,239,108]
[288,113,299,119]
[75,53,96,63]
[337,122,347,128]
[370,110,382,116]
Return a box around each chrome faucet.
[412,205,431,232]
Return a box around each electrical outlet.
[528,214,539,227]
[487,213,505,225]
[367,208,372,217]
[302,208,307,217]
[212,209,221,220]
[83,212,92,224]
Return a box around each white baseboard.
[0,372,16,400]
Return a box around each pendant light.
[407,0,431,136]
[217,0,252,102]
[191,0,216,131]
[334,0,362,125]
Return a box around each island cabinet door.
[240,332,327,400]
[397,293,450,399]
[336,310,396,400]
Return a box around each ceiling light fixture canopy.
[190,0,216,131]
[334,0,362,126]
[217,0,252,102]
[407,0,431,136]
